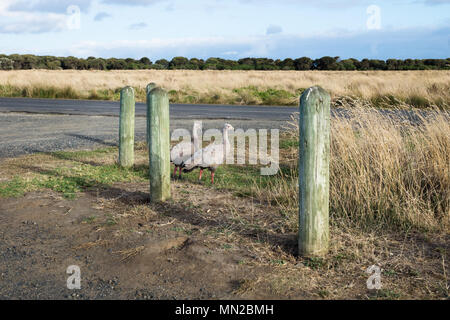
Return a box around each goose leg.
[198,169,203,181]
[211,171,215,184]
[173,166,178,178]
[178,168,182,179]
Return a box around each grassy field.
[0,106,448,299]
[0,70,449,108]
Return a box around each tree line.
[0,54,448,71]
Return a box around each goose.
[170,121,202,179]
[181,123,234,184]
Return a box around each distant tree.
[106,58,127,70]
[220,58,238,70]
[47,60,62,70]
[339,59,357,71]
[149,64,165,70]
[0,57,14,70]
[1,53,448,71]
[423,59,447,69]
[294,57,313,70]
[169,57,189,69]
[204,57,220,70]
[203,57,235,70]
[274,59,282,69]
[187,58,204,70]
[122,58,137,69]
[278,58,296,70]
[369,59,386,70]
[154,59,169,69]
[386,59,399,70]
[139,57,151,65]
[360,59,370,70]
[413,59,426,70]
[238,58,255,70]
[61,56,85,70]
[313,56,339,70]
[87,58,106,70]
[255,58,277,70]
[20,55,39,69]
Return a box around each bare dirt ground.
[0,182,286,299]
[1,180,448,300]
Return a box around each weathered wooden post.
[119,86,135,168]
[299,86,331,257]
[146,83,157,145]
[147,87,171,202]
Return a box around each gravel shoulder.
[0,113,287,159]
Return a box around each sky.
[0,0,449,60]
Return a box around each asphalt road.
[0,97,296,121]
[0,97,439,159]
[0,97,298,159]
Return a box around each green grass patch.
[232,86,301,105]
[0,84,80,99]
[50,147,117,161]
[369,289,401,300]
[0,148,148,199]
[0,177,29,197]
[303,257,325,270]
[179,164,273,197]
[279,138,298,150]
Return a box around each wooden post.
[119,86,135,168]
[146,83,157,145]
[298,86,331,257]
[147,87,171,202]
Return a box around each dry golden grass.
[0,69,449,107]
[255,103,450,233]
[113,245,145,262]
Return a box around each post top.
[146,83,157,92]
[121,86,135,94]
[302,86,330,101]
[149,87,167,96]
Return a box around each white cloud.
[129,22,148,30]
[7,0,93,13]
[234,0,369,9]
[223,51,239,55]
[0,5,69,33]
[63,26,449,60]
[423,0,450,4]
[67,36,257,58]
[0,15,67,33]
[102,0,168,6]
[94,12,111,21]
[0,0,171,33]
[228,0,450,8]
[266,25,283,35]
[0,0,85,33]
